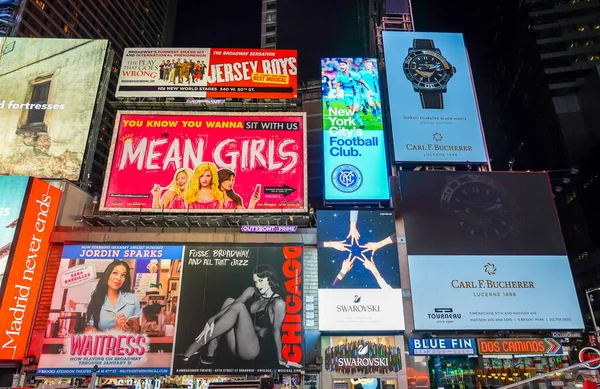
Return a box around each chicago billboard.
[399,171,583,330]
[173,245,303,374]
[382,32,487,163]
[36,244,184,376]
[0,38,108,179]
[0,176,30,287]
[317,210,403,331]
[116,48,297,99]
[0,178,62,360]
[100,111,307,213]
[321,58,390,201]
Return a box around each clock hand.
[484,204,503,211]
[415,69,434,78]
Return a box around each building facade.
[13,0,177,193]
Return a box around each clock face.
[403,50,454,89]
[440,176,514,241]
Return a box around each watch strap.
[420,90,444,109]
[413,39,435,50]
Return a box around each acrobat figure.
[321,210,397,288]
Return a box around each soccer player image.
[359,59,382,121]
[322,74,333,111]
[335,60,373,129]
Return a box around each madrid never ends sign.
[382,31,487,163]
[408,255,584,331]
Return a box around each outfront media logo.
[331,164,363,193]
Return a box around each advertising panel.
[116,48,297,99]
[408,255,583,330]
[36,244,184,376]
[324,336,401,374]
[321,58,390,201]
[382,31,487,163]
[317,210,403,331]
[477,338,562,355]
[172,245,303,374]
[0,178,61,360]
[0,176,29,287]
[399,171,566,255]
[0,38,108,179]
[400,171,583,330]
[408,338,477,356]
[100,111,307,213]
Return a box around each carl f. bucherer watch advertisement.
[382,31,488,164]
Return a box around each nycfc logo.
[332,164,363,193]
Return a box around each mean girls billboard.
[100,111,307,213]
[116,48,297,99]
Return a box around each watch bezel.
[403,50,454,90]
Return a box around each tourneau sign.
[477,338,562,355]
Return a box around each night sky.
[172,0,492,80]
[173,0,262,48]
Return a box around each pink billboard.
[100,111,307,213]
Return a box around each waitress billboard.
[100,111,307,214]
[36,244,184,376]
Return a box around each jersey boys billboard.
[116,48,297,99]
[321,58,390,201]
[382,32,487,164]
[100,111,307,213]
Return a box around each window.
[266,24,276,33]
[265,36,276,45]
[266,12,276,21]
[17,78,52,135]
[266,1,276,10]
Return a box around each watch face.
[440,175,516,242]
[403,50,454,89]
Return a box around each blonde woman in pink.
[185,162,224,209]
[151,167,193,209]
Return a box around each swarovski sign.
[325,340,402,374]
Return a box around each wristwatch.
[403,39,456,109]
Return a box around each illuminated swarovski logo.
[357,344,369,355]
